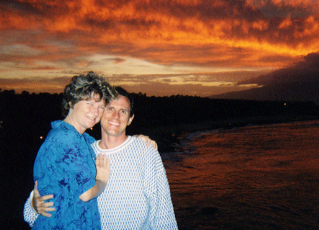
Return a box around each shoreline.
[135,115,319,153]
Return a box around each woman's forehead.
[84,92,102,101]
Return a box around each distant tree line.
[1,89,319,140]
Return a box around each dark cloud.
[212,52,319,103]
[255,1,315,18]
[0,1,41,15]
[238,52,319,85]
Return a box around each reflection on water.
[164,120,319,229]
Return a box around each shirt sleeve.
[144,148,178,230]
[23,191,39,227]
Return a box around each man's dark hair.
[114,86,134,117]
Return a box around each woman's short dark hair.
[61,72,117,117]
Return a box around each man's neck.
[99,133,128,150]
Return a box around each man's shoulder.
[130,136,158,151]
[130,136,161,159]
[90,140,99,153]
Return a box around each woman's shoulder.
[83,132,96,144]
[46,121,79,143]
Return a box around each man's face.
[100,95,134,137]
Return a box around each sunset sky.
[0,0,319,97]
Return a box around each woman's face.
[68,93,106,134]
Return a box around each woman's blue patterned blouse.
[32,120,101,230]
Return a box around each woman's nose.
[92,106,99,116]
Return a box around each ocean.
[163,120,319,229]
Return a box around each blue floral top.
[32,120,101,230]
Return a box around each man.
[24,87,178,229]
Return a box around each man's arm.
[23,182,55,227]
[23,191,39,227]
[32,181,55,216]
[146,149,178,229]
[153,164,178,229]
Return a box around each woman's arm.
[134,134,158,150]
[79,154,110,202]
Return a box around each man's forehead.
[108,95,130,108]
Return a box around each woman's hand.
[79,154,110,202]
[95,153,110,184]
[134,135,158,150]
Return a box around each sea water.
[163,120,319,229]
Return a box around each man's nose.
[112,110,120,118]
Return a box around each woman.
[31,72,115,229]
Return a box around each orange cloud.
[1,0,318,55]
[0,0,319,89]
